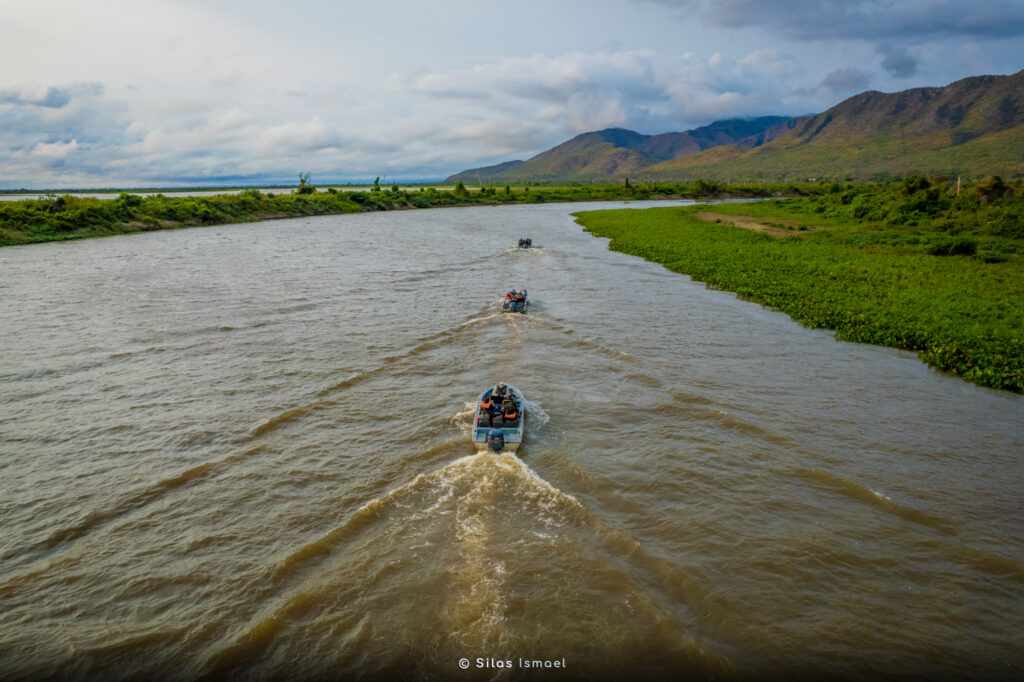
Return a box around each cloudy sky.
[2,0,1022,188]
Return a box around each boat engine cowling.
[486,428,505,453]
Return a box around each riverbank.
[575,177,1024,392]
[0,181,798,248]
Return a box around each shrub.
[927,237,978,256]
[901,175,931,195]
[988,206,1024,239]
[975,250,1008,263]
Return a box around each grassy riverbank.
[0,180,798,247]
[575,176,1024,392]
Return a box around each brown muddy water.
[1,201,1022,682]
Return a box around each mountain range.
[446,70,1024,183]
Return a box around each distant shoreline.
[0,184,461,200]
[0,181,795,248]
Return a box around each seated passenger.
[478,396,495,426]
[502,399,519,427]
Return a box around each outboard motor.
[486,428,505,453]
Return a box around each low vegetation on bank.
[0,180,801,247]
[575,176,1024,392]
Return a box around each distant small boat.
[472,384,525,452]
[517,238,534,248]
[502,288,527,313]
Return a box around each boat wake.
[199,443,742,680]
[201,452,587,677]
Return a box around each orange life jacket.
[480,399,493,410]
[504,407,518,419]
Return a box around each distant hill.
[455,159,526,182]
[646,71,1024,181]
[445,117,791,183]
[446,71,1024,183]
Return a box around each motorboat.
[472,384,525,452]
[502,289,527,313]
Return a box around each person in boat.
[492,382,509,402]
[505,290,516,301]
[502,397,519,427]
[478,395,496,427]
[514,291,525,303]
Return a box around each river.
[1,201,1022,681]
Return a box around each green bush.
[928,238,978,256]
[975,250,1008,263]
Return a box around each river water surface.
[1,201,1022,681]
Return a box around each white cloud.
[400,49,812,134]
[258,117,343,153]
[31,139,79,158]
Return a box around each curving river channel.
[1,201,1022,681]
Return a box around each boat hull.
[471,384,525,453]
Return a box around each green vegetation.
[0,190,358,246]
[0,180,806,248]
[575,176,1024,392]
[296,172,315,194]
